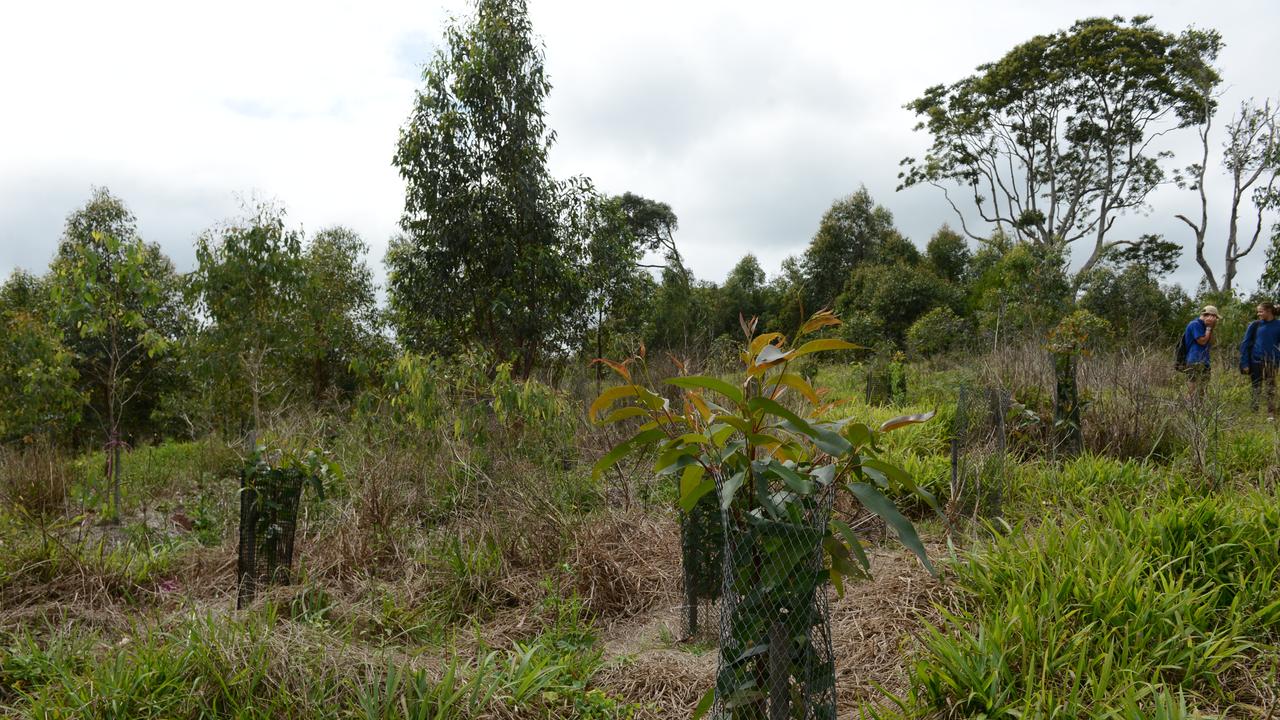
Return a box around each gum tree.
[389,0,590,375]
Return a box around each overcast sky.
[1,0,1276,294]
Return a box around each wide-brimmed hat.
[1201,305,1220,317]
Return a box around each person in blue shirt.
[1183,305,1218,398]
[1239,301,1280,418]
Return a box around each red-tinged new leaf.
[799,311,842,336]
[879,410,937,433]
[772,372,819,404]
[590,357,631,382]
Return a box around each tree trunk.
[111,437,122,521]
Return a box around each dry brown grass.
[587,538,952,718]
[830,542,952,713]
[567,511,679,623]
[0,440,70,517]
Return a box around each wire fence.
[236,464,305,609]
[681,489,723,639]
[947,384,1011,528]
[712,477,837,720]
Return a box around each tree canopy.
[388,0,590,375]
[902,16,1221,282]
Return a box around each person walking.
[1183,305,1219,399]
[1239,301,1280,419]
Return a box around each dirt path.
[593,542,950,717]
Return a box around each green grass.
[4,591,644,720]
[897,491,1280,718]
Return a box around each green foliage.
[717,254,769,337]
[907,493,1280,717]
[972,242,1072,339]
[591,310,936,715]
[838,260,962,346]
[582,193,663,360]
[49,190,186,446]
[49,190,180,516]
[903,17,1222,280]
[377,347,575,459]
[800,187,904,312]
[190,203,305,433]
[925,225,972,284]
[295,226,384,405]
[906,306,966,358]
[0,308,82,442]
[1260,224,1280,300]
[1079,264,1188,345]
[389,0,590,374]
[1046,309,1113,357]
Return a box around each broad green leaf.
[718,415,755,437]
[691,688,716,720]
[678,466,715,512]
[767,460,812,495]
[709,423,736,447]
[792,338,861,358]
[589,384,638,421]
[666,375,744,406]
[848,482,935,576]
[823,536,867,597]
[831,519,870,572]
[844,422,873,449]
[862,457,940,512]
[656,452,700,475]
[592,428,665,480]
[810,465,837,486]
[753,469,783,519]
[749,398,851,454]
[720,471,746,510]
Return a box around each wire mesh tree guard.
[712,476,837,720]
[947,384,1011,526]
[236,450,328,608]
[587,311,936,720]
[681,488,724,639]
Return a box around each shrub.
[906,306,967,358]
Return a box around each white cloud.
[1,0,1276,294]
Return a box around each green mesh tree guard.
[713,479,836,720]
[1052,352,1082,456]
[236,459,306,609]
[948,384,1010,523]
[681,488,724,638]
